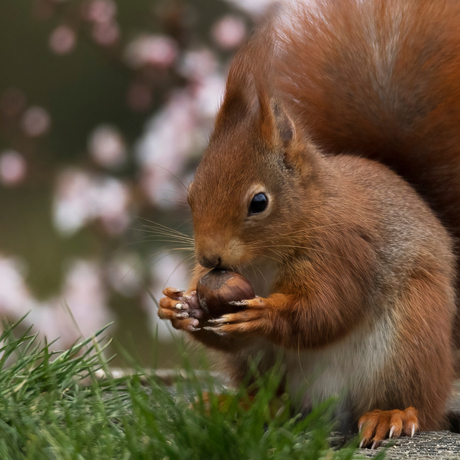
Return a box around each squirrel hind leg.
[357,267,455,449]
[358,407,419,449]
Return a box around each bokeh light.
[49,25,77,55]
[0,0,261,359]
[0,150,27,186]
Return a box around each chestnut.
[196,269,256,318]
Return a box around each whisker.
[136,231,193,241]
[133,227,193,239]
[251,243,347,261]
[146,247,195,262]
[136,219,194,244]
[250,222,346,243]
[148,163,189,193]
[253,263,268,284]
[135,234,194,244]
[133,242,193,252]
[147,188,189,200]
[265,248,285,265]
[129,231,194,247]
[149,198,190,208]
[163,254,196,289]
[138,217,192,238]
[147,249,196,276]
[250,263,258,283]
[175,218,193,232]
[141,227,192,241]
[138,240,194,249]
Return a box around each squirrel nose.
[200,255,222,269]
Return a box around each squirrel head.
[188,36,323,271]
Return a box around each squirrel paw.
[358,407,419,449]
[204,297,270,336]
[158,288,204,332]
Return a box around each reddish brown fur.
[272,0,460,345]
[158,0,458,444]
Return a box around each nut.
[196,269,256,318]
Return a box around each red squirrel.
[158,0,458,448]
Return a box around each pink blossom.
[212,15,246,49]
[86,0,117,23]
[0,256,33,318]
[124,35,178,69]
[0,151,27,186]
[193,74,227,119]
[89,124,126,168]
[178,49,218,81]
[91,177,131,235]
[140,167,189,210]
[21,106,51,137]
[60,260,113,340]
[23,260,113,347]
[49,25,76,55]
[224,0,274,16]
[0,255,113,348]
[53,169,92,234]
[136,91,195,207]
[106,253,143,297]
[53,169,131,235]
[92,21,120,46]
[136,91,196,173]
[135,67,225,207]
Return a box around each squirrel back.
[269,0,460,344]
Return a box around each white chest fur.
[237,257,396,413]
[236,308,395,415]
[282,314,395,411]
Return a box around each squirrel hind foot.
[358,407,419,449]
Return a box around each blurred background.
[0,0,273,367]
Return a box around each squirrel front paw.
[358,407,419,449]
[158,288,205,332]
[203,297,271,336]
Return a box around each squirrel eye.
[248,193,268,215]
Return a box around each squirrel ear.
[273,102,295,144]
[215,52,257,130]
[257,93,295,147]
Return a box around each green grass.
[0,318,384,459]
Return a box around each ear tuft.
[273,102,295,144]
[257,97,296,147]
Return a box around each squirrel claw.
[371,441,380,450]
[175,312,190,319]
[162,287,185,299]
[358,407,419,449]
[158,289,206,332]
[228,300,248,307]
[203,326,226,336]
[207,317,226,324]
[228,297,266,309]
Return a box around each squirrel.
[158,0,459,449]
